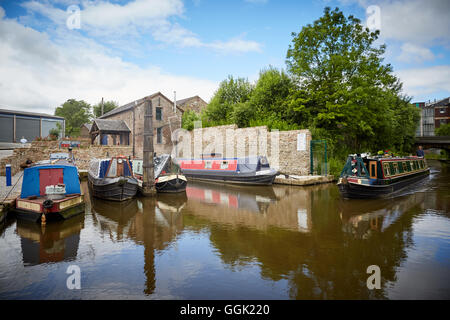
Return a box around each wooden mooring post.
[142,98,156,196]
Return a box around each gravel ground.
[0,172,24,201]
[0,150,14,160]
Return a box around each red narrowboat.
[177,155,278,185]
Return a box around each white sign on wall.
[297,133,306,151]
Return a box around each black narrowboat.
[337,154,430,199]
[88,156,138,201]
[177,155,278,185]
[132,154,187,193]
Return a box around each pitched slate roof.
[91,119,130,132]
[176,95,207,106]
[99,92,184,119]
[82,123,92,131]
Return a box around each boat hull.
[338,169,430,199]
[88,175,138,201]
[155,175,187,193]
[182,170,277,185]
[13,196,85,222]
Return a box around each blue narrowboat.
[14,162,85,222]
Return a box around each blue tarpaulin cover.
[20,164,81,198]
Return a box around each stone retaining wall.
[174,125,311,176]
[0,140,132,176]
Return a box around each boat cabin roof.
[21,163,81,199]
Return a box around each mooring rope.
[1,170,24,206]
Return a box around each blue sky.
[0,0,449,113]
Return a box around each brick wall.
[174,125,311,176]
[0,140,132,176]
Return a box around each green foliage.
[182,109,202,130]
[93,100,119,118]
[49,128,60,140]
[204,75,253,126]
[436,123,450,136]
[286,6,419,157]
[55,99,92,137]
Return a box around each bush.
[436,123,450,136]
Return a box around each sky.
[0,0,449,114]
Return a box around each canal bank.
[0,160,448,299]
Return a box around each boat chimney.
[174,91,177,113]
[142,98,156,196]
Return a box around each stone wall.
[174,125,311,176]
[0,140,132,176]
[102,93,181,157]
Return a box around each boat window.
[420,160,425,168]
[220,161,228,169]
[394,162,401,174]
[402,162,407,172]
[383,163,390,177]
[389,162,395,175]
[205,161,212,169]
[406,161,412,172]
[415,161,419,170]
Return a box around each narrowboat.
[13,161,85,222]
[132,154,187,193]
[88,156,138,201]
[337,154,430,199]
[177,155,278,185]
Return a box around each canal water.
[0,161,449,299]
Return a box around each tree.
[205,75,253,125]
[181,109,202,130]
[286,7,419,156]
[55,99,92,137]
[93,100,119,118]
[436,123,450,136]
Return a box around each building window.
[157,127,162,144]
[440,108,446,114]
[156,107,162,121]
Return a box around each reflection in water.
[0,161,448,299]
[17,215,84,266]
[339,193,426,239]
[186,182,277,214]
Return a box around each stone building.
[98,92,193,157]
[80,123,92,138]
[176,96,207,113]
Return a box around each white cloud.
[396,65,450,99]
[357,0,450,46]
[20,0,263,53]
[0,13,217,113]
[397,43,435,63]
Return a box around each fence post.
[6,164,11,187]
